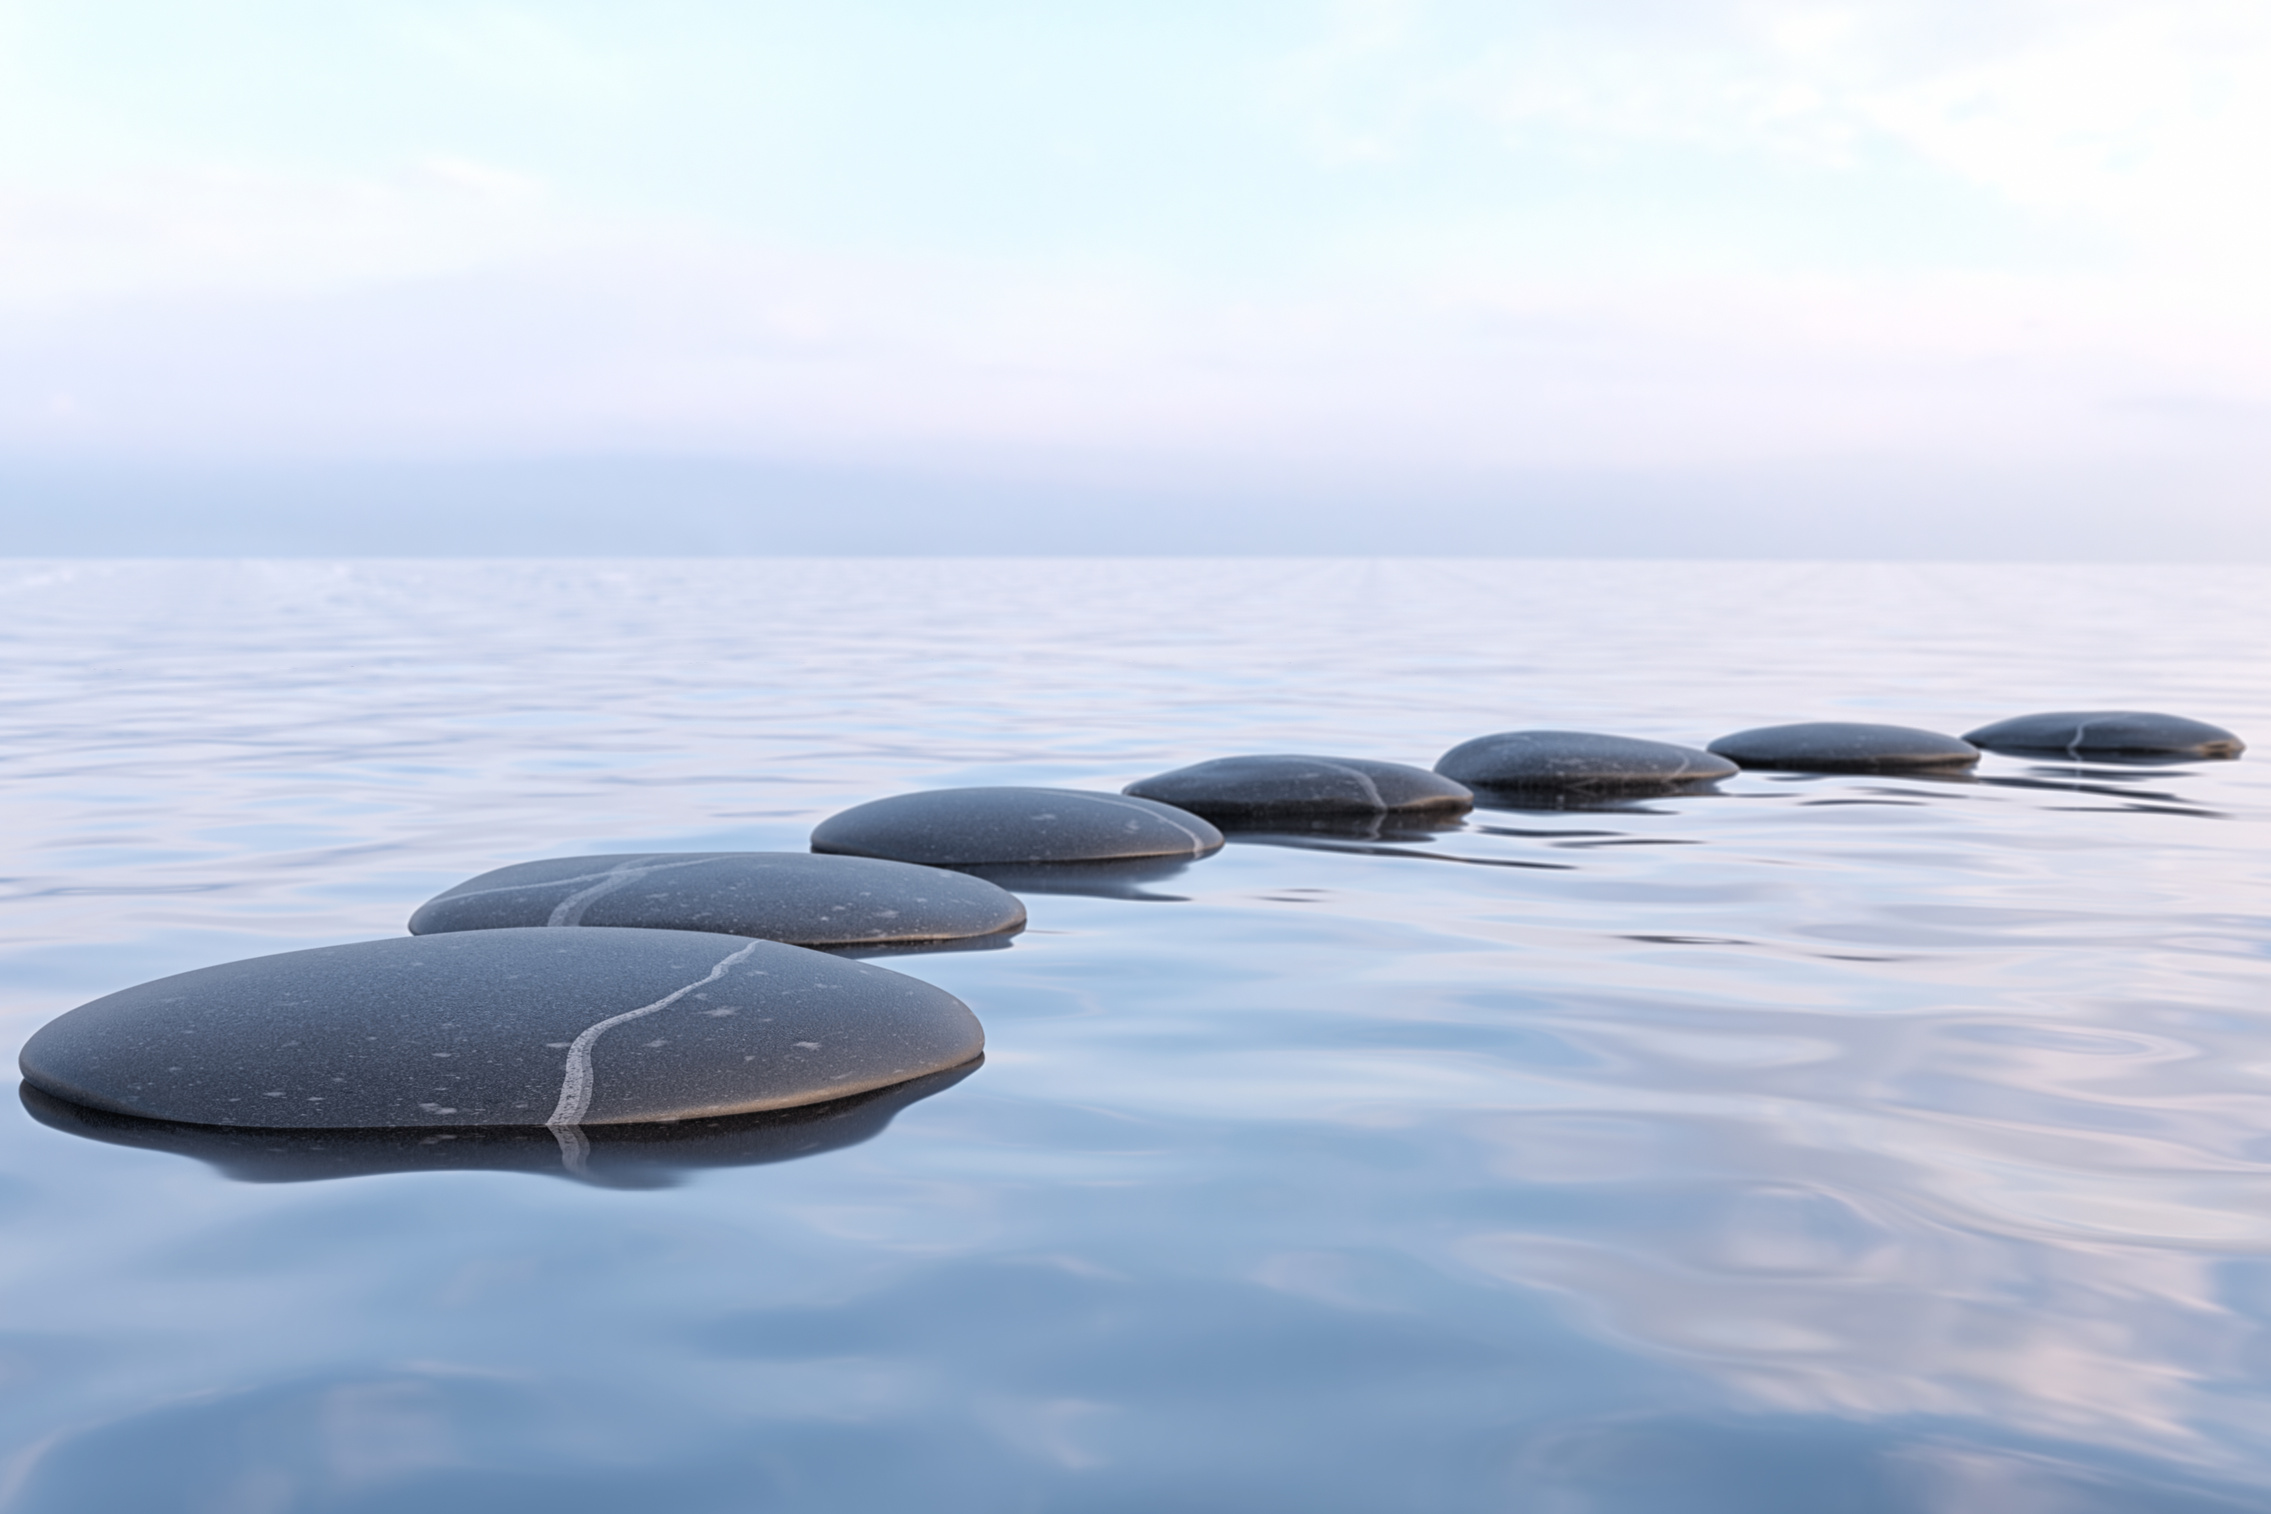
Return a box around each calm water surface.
[1,559,2267,1512]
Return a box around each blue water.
[2,558,2268,1512]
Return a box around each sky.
[2,0,2268,554]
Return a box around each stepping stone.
[1707,722,1979,773]
[1435,731,1735,791]
[17,928,984,1130]
[811,787,1224,867]
[1963,710,2245,760]
[1124,755,1472,822]
[408,852,1025,947]
[20,1062,977,1185]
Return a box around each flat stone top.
[408,852,1025,946]
[811,787,1224,867]
[1435,730,1736,789]
[1963,710,2245,759]
[19,928,984,1131]
[1123,756,1472,819]
[1708,722,1980,773]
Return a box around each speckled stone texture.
[1708,722,1979,773]
[811,787,1224,866]
[408,851,1025,947]
[1963,710,2244,760]
[20,1062,978,1185]
[1435,731,1736,791]
[1124,755,1472,821]
[19,928,983,1130]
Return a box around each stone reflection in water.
[1208,811,1473,842]
[1468,788,1706,816]
[1980,765,2231,818]
[1223,828,1581,873]
[19,1061,978,1187]
[957,854,1206,901]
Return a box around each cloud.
[0,0,2266,544]
[396,6,639,104]
[1272,0,2271,275]
[4,231,2265,484]
[0,158,563,311]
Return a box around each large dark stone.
[1124,755,1472,821]
[20,1062,977,1186]
[408,851,1024,947]
[811,787,1224,867]
[18,928,983,1130]
[1435,731,1735,791]
[1707,722,1979,773]
[1963,710,2245,760]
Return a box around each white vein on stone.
[545,856,691,927]
[545,938,763,1132]
[1082,792,1217,853]
[1310,759,1387,810]
[419,854,717,919]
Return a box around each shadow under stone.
[1977,765,2226,818]
[954,856,1202,901]
[1467,784,1719,815]
[19,1059,980,1189]
[826,933,1020,961]
[2006,756,2221,776]
[1211,814,1472,843]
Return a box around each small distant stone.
[1124,755,1472,821]
[17,928,984,1129]
[1434,731,1736,791]
[408,852,1025,947]
[1962,711,2245,760]
[811,787,1224,867]
[1707,722,1979,773]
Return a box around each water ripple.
[0,560,2267,1510]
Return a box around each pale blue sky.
[2,1,2267,551]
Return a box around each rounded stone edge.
[16,931,990,1132]
[1961,712,2246,760]
[1121,757,1474,820]
[1704,724,1981,773]
[810,788,1227,867]
[404,853,1030,947]
[1432,732,1737,791]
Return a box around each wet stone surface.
[811,786,1224,867]
[1707,721,1980,773]
[1124,755,1472,821]
[408,851,1026,947]
[1434,730,1736,791]
[18,928,984,1130]
[1963,710,2245,760]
